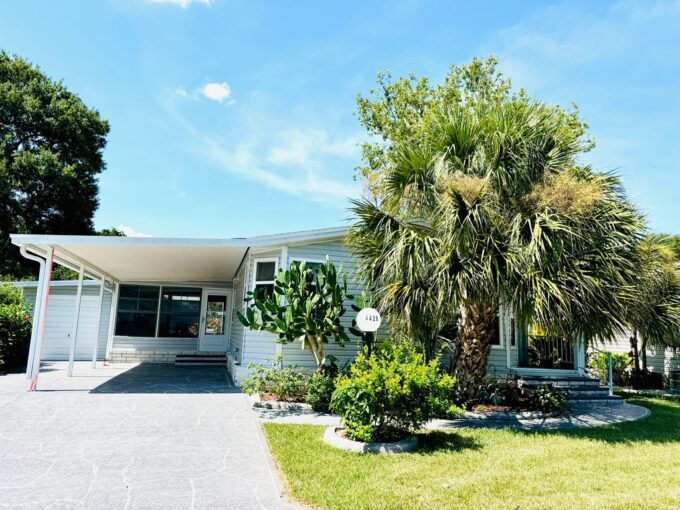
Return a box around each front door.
[198,289,232,352]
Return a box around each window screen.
[254,260,277,300]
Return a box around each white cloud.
[174,86,188,97]
[117,225,151,237]
[147,0,212,8]
[201,82,231,102]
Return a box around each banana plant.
[237,258,354,366]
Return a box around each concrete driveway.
[0,362,294,510]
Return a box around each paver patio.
[0,362,295,510]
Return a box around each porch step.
[175,354,227,366]
[521,375,623,404]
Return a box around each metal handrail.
[589,346,614,397]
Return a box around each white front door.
[198,289,232,352]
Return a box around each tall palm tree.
[622,235,680,373]
[349,95,643,401]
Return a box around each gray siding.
[241,249,280,366]
[22,284,111,361]
[592,331,679,376]
[239,241,368,369]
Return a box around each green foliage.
[623,235,680,362]
[240,356,308,402]
[0,51,110,278]
[528,384,567,414]
[349,56,643,401]
[237,259,353,366]
[0,284,32,372]
[98,227,126,237]
[330,344,461,442]
[588,351,632,386]
[305,359,339,412]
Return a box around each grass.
[263,397,680,510]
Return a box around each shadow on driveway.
[90,363,240,394]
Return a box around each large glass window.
[254,260,277,300]
[115,285,160,337]
[158,287,202,338]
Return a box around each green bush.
[588,351,632,386]
[305,360,339,412]
[0,284,32,373]
[330,344,462,442]
[240,356,308,402]
[528,384,567,414]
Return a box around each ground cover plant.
[264,396,680,510]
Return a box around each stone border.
[462,410,550,420]
[323,426,418,454]
[250,393,314,412]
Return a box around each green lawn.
[263,397,680,510]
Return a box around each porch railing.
[527,335,575,370]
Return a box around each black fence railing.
[526,335,575,369]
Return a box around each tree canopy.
[0,51,109,277]
[350,57,644,400]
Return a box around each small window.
[292,260,323,273]
[115,285,160,337]
[254,260,277,300]
[158,287,201,338]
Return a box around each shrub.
[0,284,32,373]
[240,356,308,402]
[330,344,462,442]
[305,359,339,412]
[588,351,631,386]
[630,370,664,390]
[528,384,567,414]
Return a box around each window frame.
[114,283,203,339]
[114,284,161,338]
[252,257,279,300]
[491,310,504,349]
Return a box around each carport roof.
[10,226,347,283]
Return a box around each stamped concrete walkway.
[0,362,295,510]
[255,401,650,430]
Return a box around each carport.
[10,234,250,391]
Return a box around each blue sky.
[1,0,679,237]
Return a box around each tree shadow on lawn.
[517,397,680,445]
[415,430,482,454]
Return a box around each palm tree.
[349,87,643,401]
[622,235,680,374]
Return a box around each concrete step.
[175,354,227,366]
[567,394,624,404]
[522,375,601,388]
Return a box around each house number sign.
[356,308,382,332]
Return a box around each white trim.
[251,257,279,293]
[10,226,347,251]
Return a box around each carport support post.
[91,276,105,369]
[67,265,85,377]
[28,247,54,391]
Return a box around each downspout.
[20,247,45,382]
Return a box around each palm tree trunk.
[630,330,640,375]
[453,300,497,402]
[641,336,648,372]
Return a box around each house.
[12,227,594,389]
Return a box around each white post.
[24,255,46,381]
[105,282,119,362]
[29,247,54,391]
[67,265,85,377]
[91,276,105,369]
